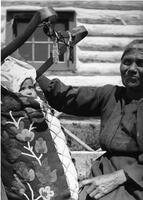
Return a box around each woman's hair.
[121,39,143,60]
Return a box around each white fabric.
[1,56,36,93]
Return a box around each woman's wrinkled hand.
[79,169,127,199]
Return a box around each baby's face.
[19,78,37,98]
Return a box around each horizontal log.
[78,51,122,63]
[2,6,143,28]
[2,0,143,10]
[78,36,143,51]
[77,23,143,37]
[77,62,121,75]
[49,1,143,11]
[43,75,123,86]
[77,9,143,25]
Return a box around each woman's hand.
[79,169,127,199]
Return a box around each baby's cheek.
[19,90,25,95]
[32,90,37,98]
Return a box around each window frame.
[6,10,76,72]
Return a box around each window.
[6,11,76,71]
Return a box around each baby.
[1,56,79,200]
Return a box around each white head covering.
[1,56,36,93]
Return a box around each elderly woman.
[37,39,143,200]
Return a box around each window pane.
[35,43,51,61]
[34,26,48,41]
[17,22,32,41]
[55,23,65,32]
[59,53,64,62]
[58,43,65,62]
[19,44,32,60]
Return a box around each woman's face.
[19,78,37,98]
[120,50,143,91]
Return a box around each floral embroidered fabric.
[1,92,78,200]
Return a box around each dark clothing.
[38,75,143,200]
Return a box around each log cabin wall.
[1,0,143,151]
